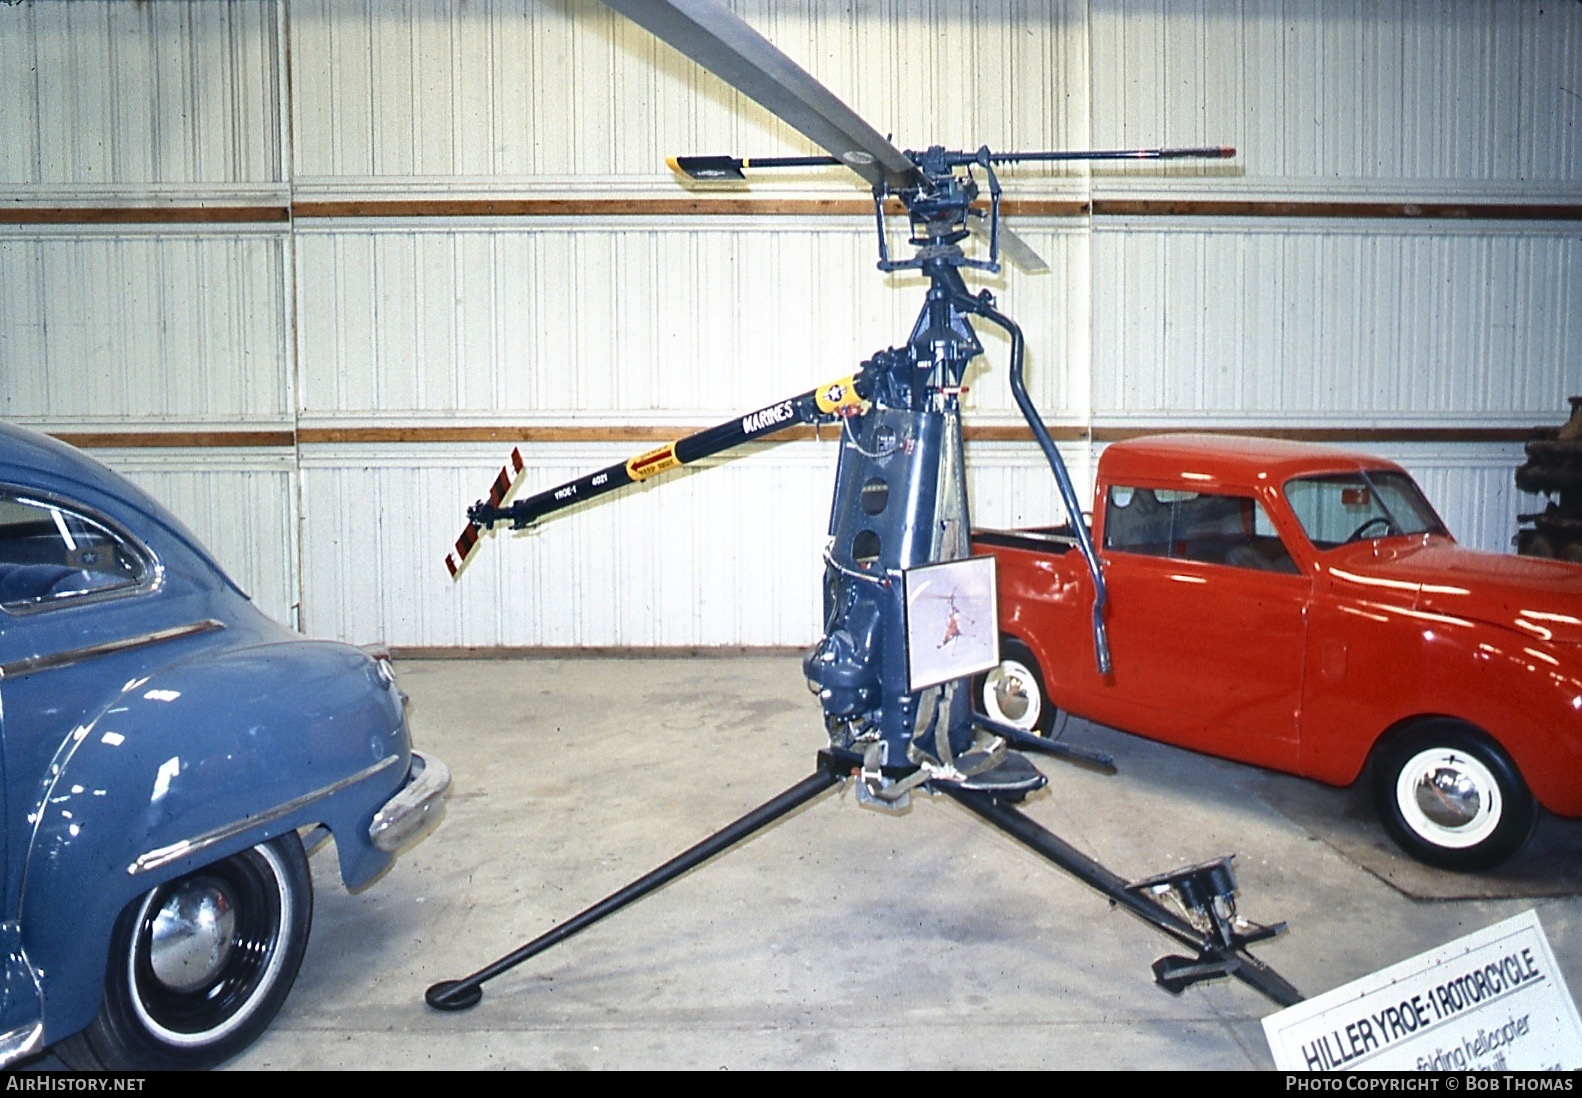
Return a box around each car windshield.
[1283,470,1447,550]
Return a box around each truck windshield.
[1283,471,1447,550]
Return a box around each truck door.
[1098,485,1310,770]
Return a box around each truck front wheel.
[974,639,1056,736]
[1372,721,1536,871]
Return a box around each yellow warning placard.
[626,444,680,481]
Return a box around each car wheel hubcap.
[984,660,1041,731]
[148,876,238,993]
[1395,748,1502,849]
[129,843,291,1046]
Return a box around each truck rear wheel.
[974,639,1056,736]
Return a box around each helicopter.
[427,0,1300,1013]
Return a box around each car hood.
[1329,537,1582,645]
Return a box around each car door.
[0,488,212,913]
[1096,484,1311,771]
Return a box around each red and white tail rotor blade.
[445,447,527,580]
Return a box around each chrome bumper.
[0,1021,42,1070]
[369,750,450,853]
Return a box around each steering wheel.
[1345,516,1395,543]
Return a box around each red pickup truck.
[972,434,1582,871]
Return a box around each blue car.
[0,423,448,1070]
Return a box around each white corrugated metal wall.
[2,0,1578,646]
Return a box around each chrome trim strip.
[0,1021,43,1069]
[0,618,224,680]
[128,753,403,876]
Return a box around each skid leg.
[426,764,843,1010]
[941,784,1302,1008]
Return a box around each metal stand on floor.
[941,783,1301,1006]
[425,750,1302,1012]
[425,760,844,1011]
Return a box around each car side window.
[1104,486,1297,573]
[0,493,153,612]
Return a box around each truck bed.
[971,524,1082,554]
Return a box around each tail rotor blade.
[445,447,528,580]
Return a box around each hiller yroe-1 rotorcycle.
[427,0,1301,1012]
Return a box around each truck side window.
[0,494,153,612]
[1104,486,1297,573]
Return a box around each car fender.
[18,640,409,1045]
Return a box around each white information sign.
[1263,910,1582,1071]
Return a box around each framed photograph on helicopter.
[903,555,999,692]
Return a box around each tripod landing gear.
[424,762,843,1011]
[942,786,1302,1007]
[426,750,1301,1012]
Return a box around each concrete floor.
[34,654,1582,1070]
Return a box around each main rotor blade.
[668,153,841,182]
[990,145,1236,164]
[599,0,921,193]
[966,211,1050,275]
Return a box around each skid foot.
[1151,953,1238,996]
[426,980,484,1011]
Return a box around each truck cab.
[974,434,1582,871]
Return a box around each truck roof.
[1099,433,1404,491]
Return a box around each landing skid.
[425,750,1302,1012]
